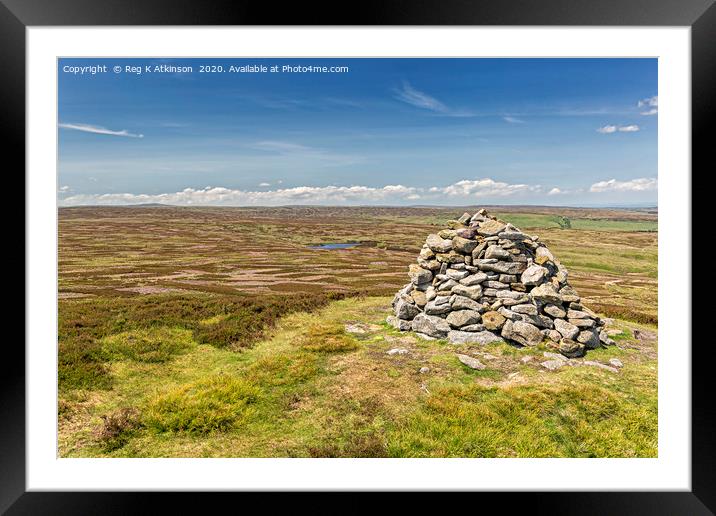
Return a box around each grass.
[144,375,260,434]
[58,297,658,458]
[100,327,195,363]
[58,291,348,392]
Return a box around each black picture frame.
[5,0,711,512]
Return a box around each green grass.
[58,291,348,391]
[59,297,658,458]
[144,375,261,434]
[386,361,656,457]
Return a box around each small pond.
[307,242,361,250]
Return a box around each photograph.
[56,57,658,459]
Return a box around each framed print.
[6,0,713,512]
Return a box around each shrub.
[98,407,140,451]
[100,327,195,363]
[144,375,260,434]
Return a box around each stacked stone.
[387,209,614,358]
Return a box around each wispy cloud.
[503,116,525,124]
[59,123,144,138]
[638,95,658,116]
[596,124,640,134]
[590,177,657,193]
[393,81,473,117]
[248,140,361,167]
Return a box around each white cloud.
[503,116,525,124]
[440,178,540,198]
[638,96,658,115]
[547,187,564,195]
[393,82,473,117]
[59,185,71,192]
[60,177,547,206]
[258,182,271,187]
[589,177,657,193]
[59,123,144,138]
[596,124,640,134]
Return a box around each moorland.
[58,205,657,457]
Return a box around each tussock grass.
[144,375,260,434]
[298,324,358,353]
[100,327,195,363]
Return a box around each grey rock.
[408,264,433,285]
[395,298,421,321]
[520,264,549,286]
[544,351,568,362]
[569,318,596,329]
[544,329,562,342]
[501,319,543,347]
[446,268,469,281]
[433,295,451,305]
[457,212,472,225]
[557,338,585,358]
[499,274,517,284]
[386,315,412,331]
[484,245,511,260]
[530,284,563,304]
[456,353,487,369]
[541,359,565,371]
[436,279,458,291]
[449,331,501,346]
[609,358,623,368]
[483,280,509,289]
[543,303,566,318]
[576,329,600,349]
[461,323,486,332]
[417,258,441,271]
[554,318,579,340]
[495,289,527,300]
[459,272,488,286]
[512,303,538,315]
[386,348,409,355]
[476,219,506,237]
[567,309,591,319]
[583,360,619,373]
[426,234,453,253]
[414,332,437,341]
[498,230,529,241]
[473,259,527,275]
[446,309,482,328]
[411,313,451,338]
[535,246,554,263]
[451,284,483,300]
[451,295,484,312]
[424,300,452,316]
[419,366,430,374]
[453,236,478,254]
[498,307,522,321]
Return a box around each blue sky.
[58,58,657,206]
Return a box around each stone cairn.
[388,209,615,358]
